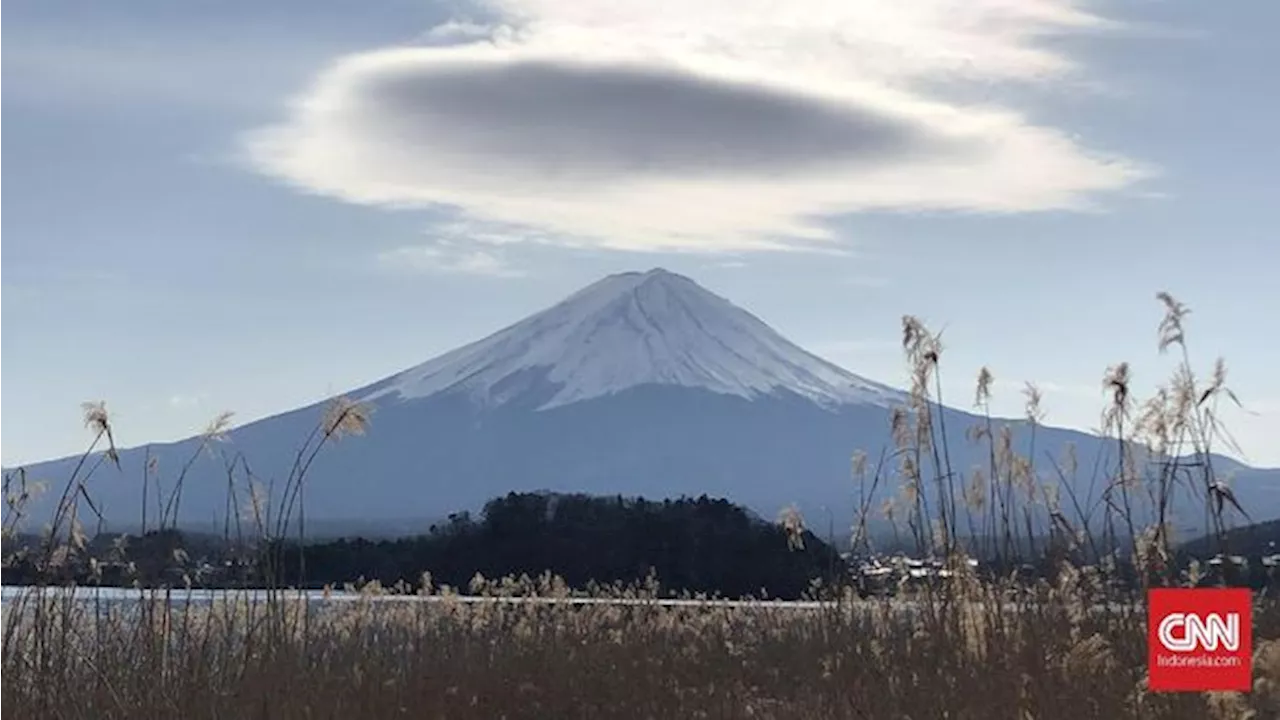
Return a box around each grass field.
[4,578,1280,719]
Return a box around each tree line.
[3,492,845,600]
[276,492,843,599]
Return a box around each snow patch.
[359,269,902,410]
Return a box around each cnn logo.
[1148,588,1252,692]
[1156,612,1240,652]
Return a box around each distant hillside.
[1180,518,1280,559]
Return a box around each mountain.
[7,268,1280,542]
[354,268,901,411]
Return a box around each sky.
[3,0,1278,469]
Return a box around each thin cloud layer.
[245,0,1147,252]
[378,241,526,278]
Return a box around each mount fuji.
[354,268,903,412]
[8,269,1280,538]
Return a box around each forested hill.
[280,492,843,599]
[1179,518,1280,559]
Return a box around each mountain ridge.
[6,268,1279,539]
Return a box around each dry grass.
[4,579,1280,719]
[3,292,1276,718]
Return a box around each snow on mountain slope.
[358,268,902,410]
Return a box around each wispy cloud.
[428,219,566,247]
[167,393,209,409]
[377,242,526,278]
[245,0,1149,253]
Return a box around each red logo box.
[1148,588,1252,692]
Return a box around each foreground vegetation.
[4,575,1280,718]
[3,292,1277,718]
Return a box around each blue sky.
[3,0,1278,468]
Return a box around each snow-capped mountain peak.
[358,268,900,410]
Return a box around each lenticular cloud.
[244,0,1147,252]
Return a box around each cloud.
[168,393,208,409]
[429,219,564,247]
[244,0,1148,252]
[378,241,526,278]
[354,59,960,179]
